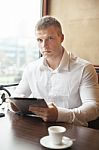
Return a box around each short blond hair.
[35,16,62,35]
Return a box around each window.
[0,0,44,100]
[0,0,42,85]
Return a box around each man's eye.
[37,38,42,42]
[48,36,53,40]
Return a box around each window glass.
[0,0,42,84]
[0,0,42,100]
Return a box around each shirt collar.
[40,48,70,72]
[39,57,48,71]
[58,48,70,71]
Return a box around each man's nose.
[42,40,47,47]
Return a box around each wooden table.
[0,110,99,150]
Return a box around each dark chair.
[0,83,18,100]
[88,117,99,129]
[88,65,99,129]
[0,83,18,117]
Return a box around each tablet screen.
[9,97,48,115]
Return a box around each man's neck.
[46,48,64,70]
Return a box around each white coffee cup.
[48,126,66,145]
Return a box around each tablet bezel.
[9,97,48,115]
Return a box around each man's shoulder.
[69,52,93,71]
[28,57,43,66]
[76,57,91,66]
[70,52,91,66]
[24,57,43,72]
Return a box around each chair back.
[88,65,99,129]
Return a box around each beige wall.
[48,0,99,65]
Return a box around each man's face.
[35,26,64,58]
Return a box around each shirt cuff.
[57,107,75,123]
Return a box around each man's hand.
[9,102,19,112]
[29,103,58,122]
[6,98,19,112]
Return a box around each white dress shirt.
[13,49,99,126]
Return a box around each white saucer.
[40,136,73,149]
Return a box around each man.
[10,16,99,126]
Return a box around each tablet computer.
[9,97,48,115]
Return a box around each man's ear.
[61,34,64,42]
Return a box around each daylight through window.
[0,0,42,85]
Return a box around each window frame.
[42,0,48,16]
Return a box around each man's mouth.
[43,50,51,53]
